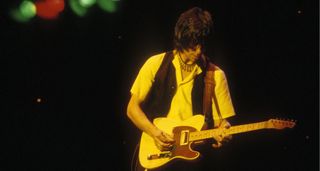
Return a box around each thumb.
[212,142,222,148]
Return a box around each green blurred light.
[19,1,36,18]
[70,0,88,17]
[10,0,36,23]
[97,0,117,13]
[10,9,30,23]
[79,0,96,8]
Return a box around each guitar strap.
[202,63,222,130]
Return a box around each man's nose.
[195,45,201,52]
[194,47,201,55]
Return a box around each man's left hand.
[212,119,232,148]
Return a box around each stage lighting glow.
[70,0,88,17]
[35,2,58,19]
[10,9,29,22]
[47,0,65,13]
[97,0,117,13]
[20,0,36,18]
[35,0,65,19]
[36,98,42,103]
[79,0,96,8]
[10,0,36,23]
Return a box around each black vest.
[142,51,207,121]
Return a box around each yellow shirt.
[130,51,235,122]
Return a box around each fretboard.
[189,121,268,141]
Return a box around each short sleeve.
[211,69,236,120]
[130,53,165,101]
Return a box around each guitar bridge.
[147,152,172,160]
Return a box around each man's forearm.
[127,96,159,136]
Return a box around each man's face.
[183,45,202,63]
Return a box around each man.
[127,7,235,171]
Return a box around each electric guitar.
[138,115,296,169]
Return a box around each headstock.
[267,118,296,129]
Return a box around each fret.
[227,121,267,135]
[190,129,215,141]
[189,121,268,141]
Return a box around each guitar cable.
[131,142,140,171]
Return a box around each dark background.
[2,0,318,170]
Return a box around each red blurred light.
[35,0,65,19]
[47,0,65,12]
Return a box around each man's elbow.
[126,95,141,120]
[126,104,133,119]
[126,101,137,121]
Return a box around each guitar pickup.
[180,130,190,145]
[147,152,172,160]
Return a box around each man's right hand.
[152,129,175,151]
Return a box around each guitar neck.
[189,121,268,141]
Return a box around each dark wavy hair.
[174,7,213,52]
